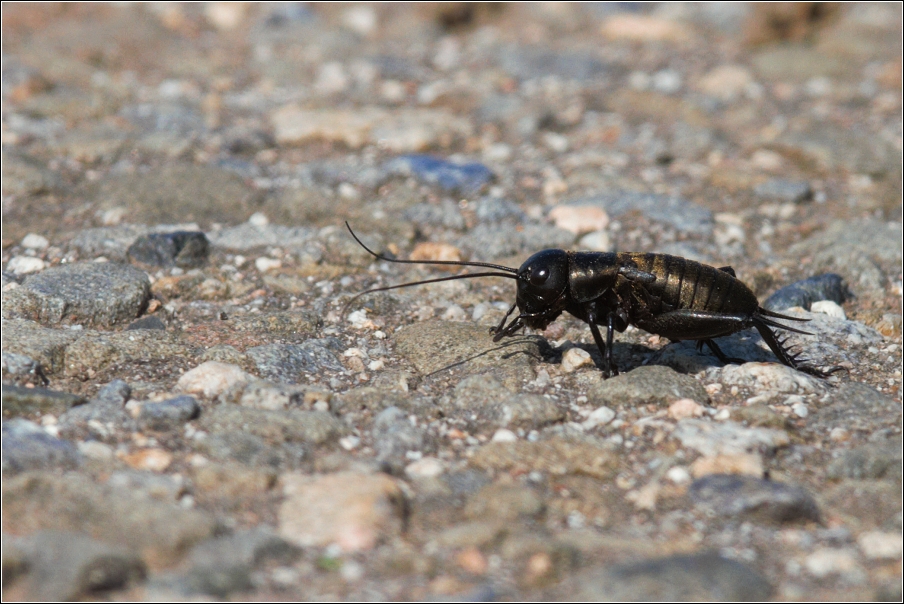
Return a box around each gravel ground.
[2,3,901,601]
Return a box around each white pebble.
[582,406,616,429]
[339,436,360,450]
[343,5,377,35]
[442,305,466,321]
[714,408,731,421]
[6,256,45,275]
[248,212,269,226]
[78,440,114,461]
[578,229,611,252]
[666,466,691,484]
[810,300,846,320]
[491,429,518,442]
[255,257,281,273]
[857,531,903,560]
[791,402,809,418]
[561,347,592,373]
[176,361,252,398]
[405,456,444,479]
[21,233,49,249]
[367,359,384,371]
[804,548,860,578]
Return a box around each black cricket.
[345,223,837,378]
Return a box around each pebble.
[177,361,252,399]
[754,179,813,203]
[810,300,846,320]
[691,453,765,478]
[804,548,861,579]
[372,406,426,470]
[119,448,173,472]
[561,347,592,373]
[126,231,210,269]
[137,395,200,431]
[410,242,462,262]
[599,14,690,43]
[491,429,518,442]
[673,419,790,456]
[21,233,50,250]
[668,398,705,421]
[246,340,344,383]
[405,456,444,479]
[14,262,150,327]
[453,374,564,429]
[470,438,618,480]
[14,530,146,601]
[697,64,755,100]
[385,154,493,196]
[588,365,709,408]
[7,256,46,275]
[279,472,405,552]
[582,406,616,429]
[689,474,820,523]
[464,483,544,521]
[206,223,316,251]
[270,106,472,152]
[763,273,852,311]
[1,418,82,473]
[570,192,713,235]
[254,257,282,273]
[577,552,772,601]
[716,363,823,395]
[200,405,343,447]
[548,205,609,236]
[125,315,166,331]
[577,229,611,252]
[857,531,903,560]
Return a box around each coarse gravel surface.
[2,3,902,601]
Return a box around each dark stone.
[763,273,852,311]
[1,419,82,474]
[126,231,210,269]
[576,552,773,601]
[126,316,166,331]
[386,154,494,196]
[138,395,200,431]
[1,384,85,417]
[689,474,820,523]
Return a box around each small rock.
[567,192,713,235]
[126,231,210,269]
[804,548,861,579]
[691,453,765,478]
[125,315,166,331]
[577,230,611,252]
[15,531,146,601]
[373,406,426,470]
[582,405,616,429]
[405,457,444,479]
[697,64,755,100]
[689,474,820,523]
[246,340,343,383]
[600,14,690,43]
[464,483,544,521]
[588,365,709,408]
[753,179,813,203]
[561,347,592,373]
[1,384,85,417]
[119,448,173,472]
[254,257,281,273]
[1,419,81,473]
[470,438,617,480]
[668,398,704,420]
[548,206,609,236]
[7,256,46,275]
[857,531,903,560]
[491,429,518,442]
[279,472,405,552]
[763,273,852,312]
[716,363,823,394]
[177,361,253,399]
[673,419,790,456]
[810,300,846,320]
[410,242,462,263]
[385,154,493,196]
[137,395,200,431]
[21,233,50,250]
[199,405,343,446]
[16,262,150,327]
[576,552,773,601]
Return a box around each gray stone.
[456,222,576,259]
[126,231,209,269]
[2,472,217,566]
[1,419,81,473]
[567,192,714,235]
[1,351,47,383]
[59,329,195,380]
[1,319,81,375]
[469,438,618,480]
[206,223,317,251]
[753,179,813,203]
[181,527,301,597]
[588,365,709,408]
[58,379,133,438]
[673,419,790,457]
[15,262,150,327]
[453,374,564,428]
[332,386,411,414]
[810,383,903,435]
[125,315,166,331]
[394,320,541,390]
[68,225,151,262]
[87,164,261,229]
[246,340,343,383]
[402,199,466,230]
[763,273,852,311]
[1,384,84,417]
[576,552,773,601]
[373,406,426,470]
[197,431,305,469]
[464,483,545,521]
[689,474,820,523]
[827,439,903,482]
[137,395,200,431]
[199,404,343,446]
[15,530,145,601]
[385,154,494,196]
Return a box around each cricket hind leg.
[751,317,843,378]
[696,338,746,365]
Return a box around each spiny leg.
[752,319,842,378]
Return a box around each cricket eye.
[529,267,549,287]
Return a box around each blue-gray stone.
[386,155,494,196]
[763,273,852,311]
[138,395,200,431]
[2,419,81,473]
[126,231,209,269]
[126,316,166,331]
[246,340,343,383]
[754,179,813,203]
